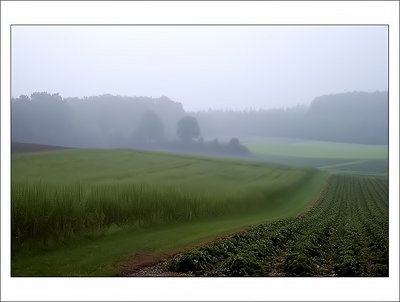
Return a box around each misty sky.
[12,26,387,111]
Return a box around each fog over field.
[12,26,387,111]
[12,26,388,155]
[10,25,390,278]
[12,91,388,152]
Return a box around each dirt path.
[318,159,367,169]
[119,251,184,276]
[120,226,255,277]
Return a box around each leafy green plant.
[166,175,388,277]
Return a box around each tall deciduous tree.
[176,116,200,142]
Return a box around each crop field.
[11,148,326,276]
[164,175,388,276]
[11,146,389,277]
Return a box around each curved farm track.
[131,175,388,277]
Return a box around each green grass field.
[244,139,388,175]
[12,148,326,276]
[246,140,388,159]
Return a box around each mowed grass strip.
[12,148,327,276]
[246,140,388,160]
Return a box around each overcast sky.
[12,26,387,111]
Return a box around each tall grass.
[12,149,321,249]
[12,181,241,246]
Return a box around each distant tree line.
[11,91,388,151]
[193,91,388,145]
[11,92,251,156]
[12,93,185,148]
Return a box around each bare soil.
[119,251,189,277]
[11,142,72,153]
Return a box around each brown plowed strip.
[11,142,72,153]
[119,251,188,277]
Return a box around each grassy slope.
[12,148,327,276]
[12,148,305,189]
